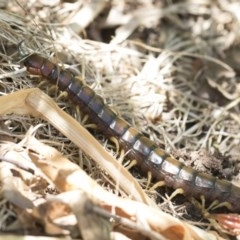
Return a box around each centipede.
[23,53,240,213]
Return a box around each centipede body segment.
[23,53,240,213]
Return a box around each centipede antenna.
[17,39,34,60]
[17,40,26,57]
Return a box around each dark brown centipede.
[23,53,240,213]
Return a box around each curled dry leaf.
[50,192,112,240]
[211,213,240,236]
[32,200,73,236]
[0,143,35,209]
[66,0,109,33]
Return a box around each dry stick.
[90,204,166,240]
[51,191,165,240]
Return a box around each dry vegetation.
[1,0,240,239]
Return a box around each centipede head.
[23,53,45,75]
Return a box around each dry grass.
[1,0,240,239]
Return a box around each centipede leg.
[207,199,232,212]
[124,159,138,170]
[148,180,165,192]
[169,188,185,200]
[197,200,239,236]
[109,136,120,154]
[145,171,152,190]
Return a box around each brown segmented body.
[23,53,240,212]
